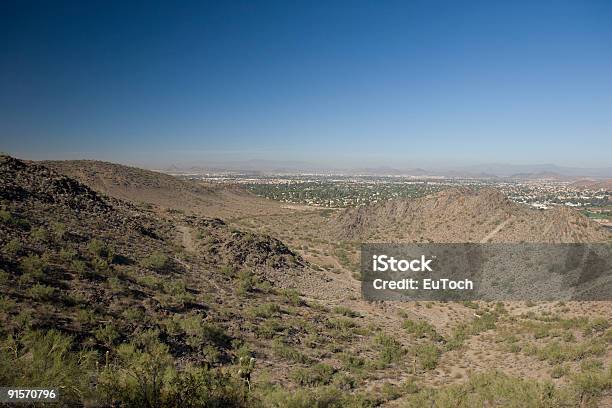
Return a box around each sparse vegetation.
[1,156,610,406]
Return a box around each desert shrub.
[71,259,87,275]
[0,269,9,285]
[272,339,311,364]
[291,363,335,387]
[414,343,441,371]
[333,306,360,318]
[404,371,574,407]
[326,317,356,331]
[462,300,479,309]
[137,275,162,289]
[140,251,169,271]
[0,330,96,404]
[30,227,48,243]
[163,280,195,306]
[27,283,55,300]
[0,210,30,229]
[375,333,404,367]
[107,276,123,292]
[236,270,254,295]
[94,323,120,348]
[403,319,442,340]
[257,384,377,408]
[163,365,248,407]
[571,365,612,401]
[584,317,610,336]
[176,315,230,349]
[446,312,497,351]
[254,319,287,339]
[50,222,66,240]
[380,382,404,401]
[281,289,303,306]
[177,314,203,335]
[338,352,366,372]
[59,247,77,261]
[218,265,236,277]
[91,257,109,273]
[0,295,16,315]
[75,308,97,326]
[0,209,10,223]
[19,254,44,281]
[332,372,356,391]
[249,303,281,319]
[550,364,569,379]
[470,312,497,333]
[122,307,145,323]
[580,359,603,372]
[3,238,22,257]
[200,322,231,348]
[98,333,175,407]
[526,339,607,364]
[88,239,108,257]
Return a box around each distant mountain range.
[160,160,612,179]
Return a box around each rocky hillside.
[333,188,611,243]
[41,159,222,210]
[42,159,293,219]
[0,156,351,406]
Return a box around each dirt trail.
[177,225,196,252]
[480,216,513,243]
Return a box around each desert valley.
[0,155,610,407]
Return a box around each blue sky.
[1,0,611,168]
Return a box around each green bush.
[71,259,87,275]
[140,251,170,271]
[88,239,108,258]
[94,323,119,348]
[60,247,78,261]
[272,339,311,364]
[27,284,55,300]
[236,270,254,295]
[2,238,22,257]
[19,254,44,280]
[404,371,575,407]
[403,319,442,340]
[0,210,30,229]
[163,280,195,306]
[291,363,335,387]
[0,269,9,285]
[30,227,48,243]
[0,330,96,404]
[50,222,66,240]
[333,306,360,318]
[414,343,440,371]
[375,333,404,367]
[249,303,281,318]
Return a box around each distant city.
[172,172,612,228]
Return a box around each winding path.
[480,216,513,243]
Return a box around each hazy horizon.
[4,150,612,178]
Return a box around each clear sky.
[1,0,611,168]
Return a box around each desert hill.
[41,159,291,219]
[569,179,612,190]
[332,188,611,243]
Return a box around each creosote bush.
[140,251,170,271]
